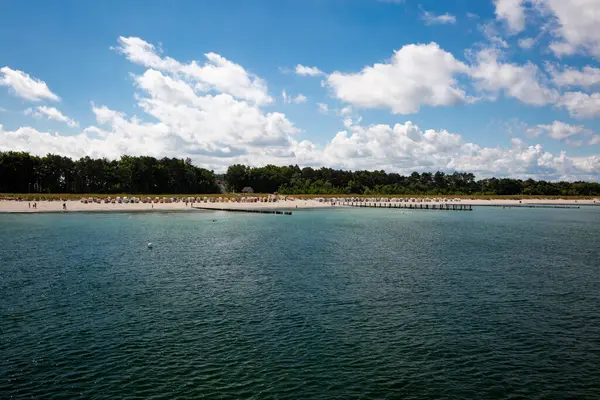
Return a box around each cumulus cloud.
[317,103,329,115]
[470,49,558,105]
[547,64,600,88]
[421,11,457,25]
[326,42,470,114]
[115,36,273,105]
[526,120,592,141]
[295,65,324,77]
[24,106,79,127]
[2,114,599,180]
[493,0,600,59]
[282,90,307,104]
[320,120,599,180]
[557,92,600,119]
[2,36,599,180]
[518,37,536,49]
[338,106,353,116]
[0,66,60,102]
[478,22,510,49]
[541,0,600,59]
[494,0,527,33]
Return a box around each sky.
[1,0,600,180]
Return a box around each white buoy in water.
[147,242,153,249]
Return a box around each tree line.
[0,152,219,194]
[224,164,600,196]
[1,152,599,196]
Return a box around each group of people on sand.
[28,201,67,210]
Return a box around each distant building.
[242,186,254,193]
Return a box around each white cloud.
[589,135,600,145]
[494,0,527,33]
[316,103,354,117]
[293,94,307,104]
[24,106,79,127]
[422,11,457,25]
[526,120,591,140]
[115,36,272,105]
[547,64,600,88]
[0,66,60,102]
[2,36,599,181]
[282,90,307,104]
[3,114,599,180]
[339,106,353,116]
[496,0,600,59]
[479,22,510,49]
[466,12,480,19]
[0,39,308,170]
[540,0,600,59]
[518,37,536,49]
[326,42,470,114]
[470,49,558,105]
[295,65,324,77]
[557,92,600,119]
[320,120,599,180]
[317,103,329,115]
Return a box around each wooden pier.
[341,202,472,211]
[192,206,292,215]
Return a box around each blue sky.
[1,0,599,180]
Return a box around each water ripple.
[1,209,600,398]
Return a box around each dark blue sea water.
[1,207,600,399]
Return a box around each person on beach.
[63,203,67,210]
[28,203,30,208]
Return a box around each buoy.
[147,243,153,249]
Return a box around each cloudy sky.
[1,0,599,180]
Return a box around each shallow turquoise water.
[1,207,600,399]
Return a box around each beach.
[0,198,331,213]
[0,197,598,213]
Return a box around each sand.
[0,197,598,213]
[0,199,332,213]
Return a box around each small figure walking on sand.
[28,203,31,208]
[63,202,67,210]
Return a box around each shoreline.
[0,199,331,213]
[0,197,598,213]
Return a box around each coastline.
[0,197,598,213]
[0,199,331,213]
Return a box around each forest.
[1,152,599,196]
[224,164,600,196]
[0,152,219,194]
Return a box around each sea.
[1,207,600,399]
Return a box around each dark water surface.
[1,207,600,399]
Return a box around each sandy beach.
[0,197,598,213]
[0,199,331,213]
